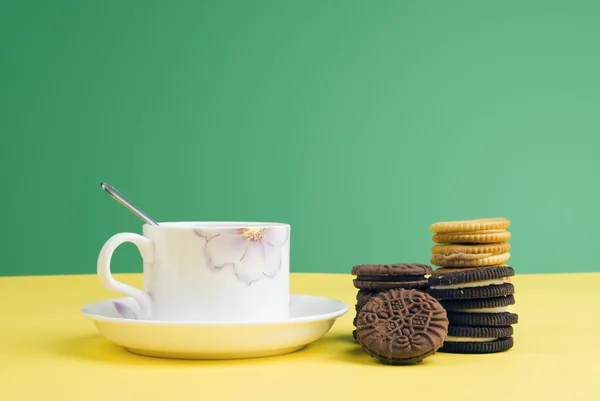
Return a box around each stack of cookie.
[427,218,518,353]
[350,264,432,340]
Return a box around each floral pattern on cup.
[194,226,289,285]
[112,300,138,320]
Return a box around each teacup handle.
[97,233,154,319]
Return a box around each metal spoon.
[100,182,158,226]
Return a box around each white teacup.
[97,222,290,322]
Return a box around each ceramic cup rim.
[143,221,290,230]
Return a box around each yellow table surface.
[2,272,600,401]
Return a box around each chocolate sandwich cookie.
[430,243,511,267]
[428,265,515,299]
[356,293,377,312]
[440,294,515,313]
[440,325,514,354]
[355,290,374,312]
[355,288,448,365]
[357,289,375,304]
[353,279,430,290]
[440,337,514,354]
[428,283,514,300]
[351,263,432,291]
[429,265,515,286]
[355,290,375,342]
[447,325,513,338]
[446,311,519,326]
[430,217,511,244]
[351,263,433,276]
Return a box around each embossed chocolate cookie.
[353,279,429,291]
[355,290,376,313]
[351,263,432,291]
[356,301,368,312]
[355,288,448,365]
[351,263,433,276]
[357,289,375,304]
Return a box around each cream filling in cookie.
[432,252,510,265]
[430,277,509,289]
[445,336,498,342]
[457,253,492,260]
[455,306,509,313]
[434,253,493,261]
[443,229,506,234]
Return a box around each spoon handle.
[100,182,159,226]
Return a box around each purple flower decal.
[194,226,289,285]
[113,300,138,320]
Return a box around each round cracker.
[429,218,510,233]
[432,231,511,244]
[431,242,511,255]
[431,252,510,267]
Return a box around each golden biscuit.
[432,230,511,244]
[429,218,510,233]
[430,243,511,267]
[431,252,510,267]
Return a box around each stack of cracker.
[427,217,518,354]
[349,264,432,341]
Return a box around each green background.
[2,0,599,277]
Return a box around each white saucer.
[81,294,348,360]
